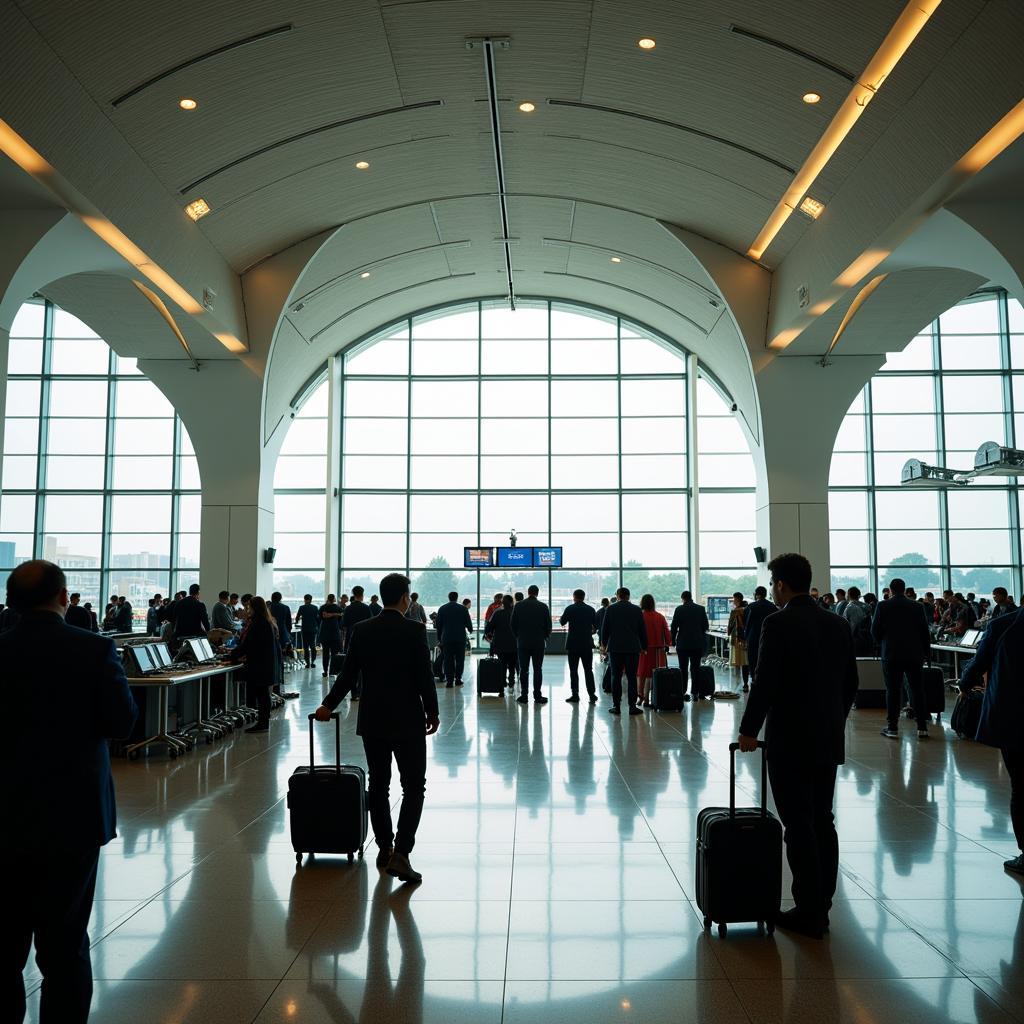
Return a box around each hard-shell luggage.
[651,666,684,711]
[477,655,506,696]
[328,651,345,677]
[695,665,716,699]
[288,713,367,865]
[696,741,782,937]
[921,666,946,717]
[950,688,984,739]
[432,645,444,679]
[602,659,613,693]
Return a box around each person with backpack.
[842,586,872,656]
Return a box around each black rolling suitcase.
[696,741,782,937]
[695,664,716,700]
[477,655,506,696]
[602,658,613,693]
[288,713,368,865]
[328,651,345,677]
[432,645,445,679]
[922,666,946,719]
[651,666,684,711]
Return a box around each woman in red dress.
[637,593,671,708]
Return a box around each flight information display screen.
[464,547,496,568]
[496,547,533,568]
[532,546,562,568]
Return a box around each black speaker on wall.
[263,547,277,564]
[753,546,767,563]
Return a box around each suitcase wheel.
[295,853,303,867]
[703,916,711,930]
[718,923,727,938]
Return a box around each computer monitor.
[196,637,216,662]
[496,546,532,568]
[960,629,981,648]
[149,643,172,668]
[172,638,203,665]
[125,644,157,676]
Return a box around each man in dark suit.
[113,596,134,633]
[294,594,320,668]
[960,607,1024,875]
[669,591,708,701]
[64,592,94,632]
[435,591,473,687]
[316,573,440,883]
[2,560,138,1023]
[871,576,933,740]
[510,584,551,705]
[172,583,210,637]
[743,585,777,688]
[738,553,858,939]
[600,586,647,715]
[342,586,374,698]
[268,591,293,647]
[318,593,344,678]
[559,589,598,703]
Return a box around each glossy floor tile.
[22,659,1024,1023]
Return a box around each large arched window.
[0,298,200,624]
[829,288,1024,597]
[273,299,757,618]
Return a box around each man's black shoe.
[608,706,621,715]
[775,908,825,939]
[588,692,598,703]
[534,693,548,704]
[455,679,464,686]
[566,694,580,703]
[446,683,454,688]
[517,695,528,704]
[1005,854,1024,875]
[628,706,643,715]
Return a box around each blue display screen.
[496,546,533,568]
[533,546,562,568]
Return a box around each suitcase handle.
[308,712,341,772]
[728,740,767,818]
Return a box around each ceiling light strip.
[111,24,295,106]
[548,100,795,174]
[747,0,942,260]
[131,280,200,370]
[819,273,888,364]
[481,39,516,309]
[728,25,855,81]
[179,100,443,193]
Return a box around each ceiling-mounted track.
[469,36,516,309]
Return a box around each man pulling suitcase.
[315,573,439,883]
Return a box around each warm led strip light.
[0,117,245,352]
[747,0,942,260]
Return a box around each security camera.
[730,402,738,412]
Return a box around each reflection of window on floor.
[0,299,200,616]
[829,288,1024,596]
[272,299,758,607]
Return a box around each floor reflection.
[23,658,1024,1023]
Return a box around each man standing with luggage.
[738,553,858,938]
[959,605,1024,875]
[318,593,344,678]
[670,591,708,701]
[510,584,551,705]
[2,560,138,1023]
[294,594,320,668]
[315,573,439,883]
[601,586,647,715]
[435,591,473,687]
[871,577,933,740]
[559,589,598,703]
[744,585,776,690]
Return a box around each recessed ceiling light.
[184,197,211,221]
[799,195,826,219]
[610,256,622,263]
[360,271,371,279]
[802,92,821,104]
[355,160,370,170]
[518,101,536,113]
[637,37,656,50]
[178,98,198,110]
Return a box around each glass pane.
[7,337,43,373]
[275,493,326,525]
[2,456,37,489]
[414,338,479,375]
[697,416,748,454]
[46,419,107,455]
[344,418,408,455]
[940,294,1000,334]
[0,533,36,562]
[175,534,200,566]
[410,418,478,455]
[621,454,684,488]
[6,381,41,415]
[549,532,619,566]
[870,376,934,414]
[480,380,548,414]
[881,334,933,371]
[480,456,548,489]
[50,338,109,375]
[408,456,474,489]
[942,376,1003,413]
[113,419,174,455]
[343,493,406,532]
[946,489,1010,530]
[345,456,408,489]
[297,381,329,417]
[551,380,617,416]
[45,456,105,489]
[874,451,938,486]
[408,534,466,567]
[277,533,331,567]
[49,380,108,417]
[551,418,618,455]
[697,453,755,487]
[871,415,936,451]
[829,453,867,486]
[551,493,618,532]
[344,379,408,417]
[3,419,39,454]
[550,337,617,374]
[621,379,684,416]
[112,456,173,489]
[110,495,171,533]
[942,413,1007,450]
[480,337,546,374]
[830,531,870,564]
[698,492,755,529]
[109,533,171,563]
[949,530,1011,564]
[10,301,44,337]
[481,418,547,455]
[621,418,685,454]
[875,531,941,564]
[414,307,478,339]
[178,455,201,489]
[620,334,683,374]
[275,455,327,489]
[115,380,173,417]
[177,495,201,533]
[551,306,616,338]
[940,335,1001,370]
[273,570,325,602]
[346,331,409,375]
[833,415,867,452]
[52,308,99,338]
[408,494,477,532]
[1,495,36,532]
[282,419,329,455]
[411,380,477,418]
[480,493,548,531]
[621,493,686,532]
[549,455,617,489]
[700,532,756,566]
[874,490,939,530]
[482,304,547,338]
[622,532,687,566]
[44,494,103,533]
[828,490,868,530]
